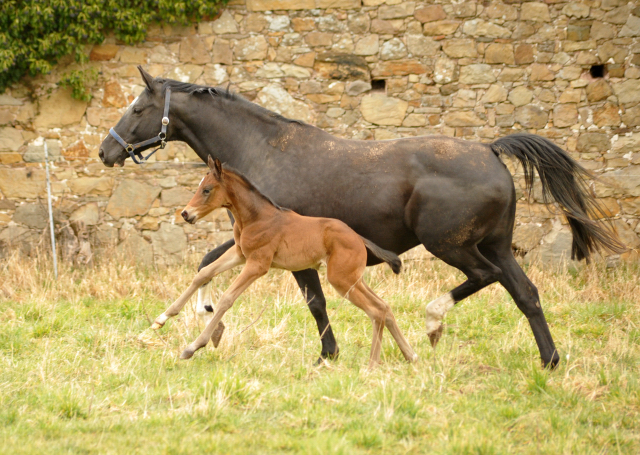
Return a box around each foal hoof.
[210,322,225,348]
[150,322,163,330]
[180,347,195,360]
[428,323,444,347]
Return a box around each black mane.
[160,79,304,125]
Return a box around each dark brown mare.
[151,157,418,368]
[99,67,625,368]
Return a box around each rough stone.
[485,44,515,64]
[529,64,555,81]
[68,177,114,196]
[586,80,613,102]
[116,232,154,265]
[360,94,408,126]
[590,22,616,40]
[462,19,511,39]
[355,35,379,55]
[161,187,194,207]
[212,11,238,34]
[379,3,415,20]
[0,127,23,151]
[234,36,268,61]
[34,89,88,129]
[23,139,61,163]
[619,15,640,37]
[380,38,407,60]
[576,133,610,153]
[527,224,574,265]
[515,105,549,128]
[346,81,372,96]
[481,85,508,103]
[442,39,477,58]
[611,133,640,154]
[70,202,100,226]
[593,103,620,127]
[562,3,590,18]
[106,180,161,219]
[599,166,640,197]
[211,40,233,65]
[372,60,427,77]
[0,168,45,198]
[90,44,119,61]
[513,223,546,253]
[459,64,496,84]
[622,105,640,127]
[553,104,579,128]
[433,58,457,84]
[514,44,534,64]
[422,20,460,36]
[314,53,369,80]
[179,36,210,64]
[13,203,48,229]
[402,114,427,127]
[102,80,127,108]
[148,222,187,265]
[414,5,446,23]
[521,3,551,22]
[257,84,313,123]
[612,80,640,105]
[406,35,439,57]
[443,111,485,127]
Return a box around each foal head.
[182,156,227,223]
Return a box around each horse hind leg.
[479,243,560,369]
[424,245,503,347]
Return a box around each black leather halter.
[108,88,172,165]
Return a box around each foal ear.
[208,156,223,180]
[138,66,155,93]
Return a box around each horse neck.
[173,94,289,169]
[221,172,277,230]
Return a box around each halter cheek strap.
[108,88,172,165]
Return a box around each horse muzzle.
[181,208,197,224]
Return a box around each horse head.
[99,66,172,167]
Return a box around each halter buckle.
[162,117,170,126]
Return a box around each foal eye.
[202,189,210,195]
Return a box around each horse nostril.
[99,148,105,163]
[181,210,189,221]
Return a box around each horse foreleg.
[181,261,268,359]
[151,247,245,329]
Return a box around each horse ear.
[138,66,155,93]
[208,156,222,180]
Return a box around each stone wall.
[1,0,639,265]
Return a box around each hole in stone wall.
[371,79,386,92]
[590,65,606,78]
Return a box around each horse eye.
[133,107,142,115]
[202,189,210,195]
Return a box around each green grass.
[0,253,638,454]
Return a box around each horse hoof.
[210,322,225,348]
[180,348,195,360]
[428,324,444,347]
[151,322,163,330]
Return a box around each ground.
[0,251,638,454]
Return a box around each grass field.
[0,250,638,454]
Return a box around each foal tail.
[491,133,626,261]
[361,237,402,274]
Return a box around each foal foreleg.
[196,283,225,347]
[181,262,267,359]
[151,247,245,329]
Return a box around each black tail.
[360,237,402,274]
[491,133,627,261]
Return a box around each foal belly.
[271,251,325,272]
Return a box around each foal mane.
[221,165,291,212]
[160,80,304,126]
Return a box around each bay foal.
[151,157,417,368]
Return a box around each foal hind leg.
[361,282,418,362]
[196,239,236,346]
[424,245,502,347]
[480,245,560,368]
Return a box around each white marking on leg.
[425,292,455,335]
[196,282,214,326]
[152,313,169,329]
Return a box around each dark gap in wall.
[371,79,386,92]
[590,65,606,78]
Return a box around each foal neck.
[221,171,280,229]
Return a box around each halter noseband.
[108,88,172,165]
